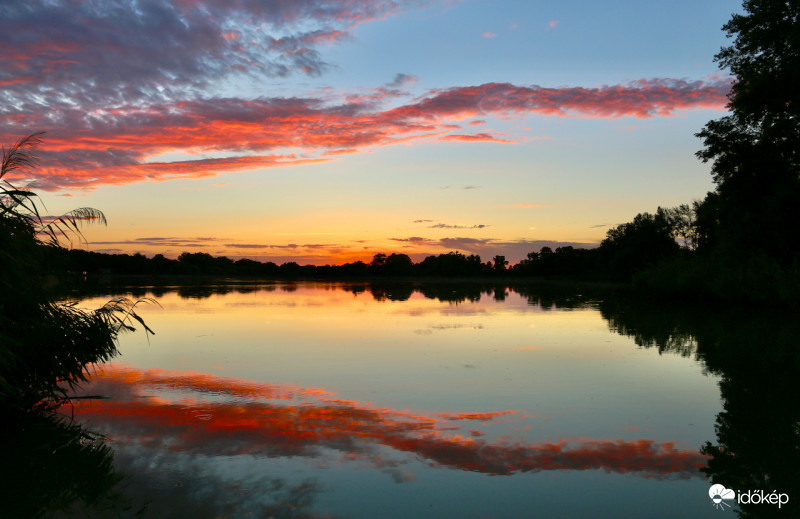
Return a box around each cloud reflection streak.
[69,365,707,479]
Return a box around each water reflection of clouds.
[411,323,486,335]
[69,365,708,480]
[429,323,485,330]
[400,306,490,317]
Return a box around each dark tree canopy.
[696,0,800,263]
[715,0,800,128]
[599,209,681,280]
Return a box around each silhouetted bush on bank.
[634,253,800,305]
[0,134,153,410]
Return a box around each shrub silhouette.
[0,133,153,410]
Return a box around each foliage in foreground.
[0,133,153,410]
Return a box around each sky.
[0,0,741,265]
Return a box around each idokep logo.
[709,484,790,511]
[709,484,736,511]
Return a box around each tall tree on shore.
[696,0,800,263]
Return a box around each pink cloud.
[390,79,731,121]
[482,32,497,38]
[438,133,516,143]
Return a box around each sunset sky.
[1,0,740,265]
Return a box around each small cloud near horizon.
[428,223,488,229]
[390,236,432,244]
[91,236,223,248]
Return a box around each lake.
[37,282,799,517]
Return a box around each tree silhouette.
[370,253,387,269]
[417,251,487,277]
[492,255,508,273]
[696,0,800,264]
[1,133,153,410]
[599,209,680,279]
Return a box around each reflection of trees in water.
[703,371,798,518]
[70,281,620,311]
[70,283,280,300]
[175,284,274,299]
[512,283,609,310]
[0,408,125,519]
[357,282,609,305]
[598,298,700,358]
[416,283,487,303]
[0,407,333,519]
[600,298,800,517]
[368,283,415,302]
[108,448,332,519]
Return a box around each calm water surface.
[41,282,799,518]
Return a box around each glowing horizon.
[0,0,739,264]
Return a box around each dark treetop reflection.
[0,407,127,519]
[601,295,800,518]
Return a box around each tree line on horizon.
[46,206,691,281]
